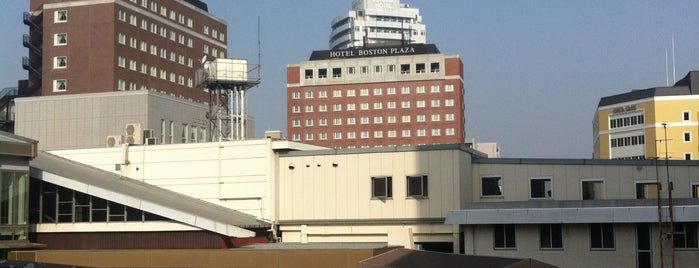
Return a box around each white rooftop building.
[330,0,426,50]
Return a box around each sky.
[1,0,699,158]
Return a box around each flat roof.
[598,71,699,107]
[278,143,487,158]
[0,131,37,158]
[30,151,266,237]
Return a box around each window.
[401,101,411,108]
[319,118,328,126]
[291,106,300,113]
[117,79,125,91]
[129,60,137,71]
[445,84,455,92]
[319,91,328,98]
[374,131,383,138]
[430,62,440,73]
[416,101,425,108]
[55,10,67,23]
[360,66,368,74]
[445,99,455,106]
[374,102,382,110]
[387,87,396,95]
[334,132,342,140]
[333,90,342,97]
[360,88,370,96]
[401,86,410,94]
[686,153,693,160]
[360,117,369,124]
[53,79,67,92]
[387,116,396,123]
[347,67,355,75]
[318,69,327,78]
[416,86,426,93]
[416,115,426,122]
[445,114,455,121]
[360,103,369,110]
[430,85,440,93]
[446,128,455,136]
[684,131,692,143]
[53,56,67,69]
[318,105,327,112]
[374,88,382,95]
[333,104,341,111]
[407,176,428,198]
[374,116,383,124]
[305,105,314,112]
[118,10,126,21]
[347,89,356,96]
[540,224,563,249]
[332,68,342,78]
[417,129,426,137]
[401,115,411,123]
[590,223,614,249]
[693,184,699,198]
[582,180,604,200]
[494,224,516,249]
[402,130,411,137]
[347,132,356,139]
[431,114,440,122]
[291,134,301,141]
[416,63,425,73]
[292,120,300,127]
[530,178,552,199]
[635,182,659,199]
[431,99,440,107]
[482,176,503,196]
[387,65,395,72]
[129,15,137,26]
[431,129,441,136]
[360,131,370,139]
[54,33,67,46]
[683,111,691,121]
[673,223,698,249]
[117,56,126,68]
[346,103,355,111]
[374,65,382,73]
[388,130,397,138]
[305,133,314,140]
[371,177,392,199]
[400,64,410,74]
[346,118,355,125]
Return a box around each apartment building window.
[291,134,301,141]
[140,63,147,74]
[129,60,137,71]
[590,223,614,250]
[346,103,355,111]
[53,56,67,69]
[388,130,397,138]
[203,44,209,54]
[149,67,157,77]
[387,116,396,124]
[530,178,552,199]
[291,92,300,99]
[387,102,396,109]
[430,62,440,73]
[318,69,328,78]
[540,224,563,249]
[673,223,698,249]
[371,176,392,199]
[360,131,370,139]
[53,79,67,92]
[400,64,410,74]
[187,18,193,28]
[406,175,428,198]
[374,131,383,138]
[117,56,126,68]
[291,106,300,113]
[140,41,147,51]
[431,114,440,122]
[54,33,67,46]
[402,130,411,137]
[187,38,193,48]
[141,19,148,30]
[683,131,692,143]
[445,84,455,92]
[635,182,659,199]
[203,25,209,34]
[319,133,328,140]
[129,15,137,26]
[482,176,503,196]
[374,116,383,124]
[416,115,426,122]
[305,133,314,141]
[582,180,605,200]
[683,111,691,121]
[347,132,356,139]
[304,91,314,99]
[494,224,516,249]
[360,88,369,96]
[360,117,370,124]
[360,103,369,110]
[55,10,67,23]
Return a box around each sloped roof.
[30,151,267,237]
[358,248,558,268]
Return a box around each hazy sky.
[2,0,699,158]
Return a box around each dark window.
[318,69,327,78]
[372,176,392,199]
[416,63,426,73]
[430,62,440,72]
[530,178,552,198]
[540,224,563,249]
[304,69,313,79]
[494,224,516,249]
[693,185,699,198]
[687,153,693,160]
[400,64,410,74]
[332,68,342,78]
[673,223,698,249]
[582,180,604,200]
[590,223,614,249]
[636,182,658,199]
[407,176,428,198]
[684,132,691,142]
[683,111,690,121]
[482,177,502,196]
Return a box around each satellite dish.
[201,55,207,64]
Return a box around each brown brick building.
[21,0,227,103]
[287,44,465,149]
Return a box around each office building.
[287,43,465,149]
[594,71,699,160]
[330,0,426,50]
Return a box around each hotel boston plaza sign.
[309,44,440,60]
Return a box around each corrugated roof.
[30,151,267,237]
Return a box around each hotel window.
[347,89,356,96]
[431,129,441,136]
[683,111,691,121]
[187,58,193,67]
[117,56,126,68]
[304,69,313,79]
[347,103,355,111]
[334,132,342,140]
[118,10,126,21]
[305,119,314,127]
[374,102,383,110]
[387,87,396,95]
[117,79,126,91]
[374,88,382,95]
[333,104,342,111]
[346,118,355,125]
[305,91,313,99]
[203,44,209,54]
[374,116,383,124]
[482,176,503,196]
[445,114,455,121]
[360,103,369,110]
[417,129,426,137]
[187,18,193,28]
[494,224,516,249]
[159,70,166,80]
[53,79,67,92]
[445,99,455,106]
[140,41,147,51]
[401,115,411,123]
[387,102,396,109]
[150,23,157,33]
[140,63,147,74]
[361,131,370,139]
[347,132,356,139]
[305,133,314,141]
[141,19,148,29]
[53,56,67,69]
[407,175,428,198]
[150,67,157,77]
[219,33,225,42]
[347,67,355,75]
[540,224,563,249]
[149,45,156,55]
[305,105,314,112]
[169,72,175,82]
[387,116,396,123]
[402,130,411,137]
[374,65,382,73]
[129,15,137,26]
[318,69,328,78]
[291,92,300,99]
[416,63,426,73]
[203,25,209,34]
[683,131,692,143]
[169,31,176,41]
[430,62,440,73]
[446,128,455,136]
[430,85,440,93]
[387,65,395,72]
[318,105,327,112]
[159,48,167,58]
[178,55,185,65]
[590,223,614,250]
[388,130,397,138]
[360,66,368,74]
[187,38,193,48]
[291,106,300,113]
[149,1,156,11]
[431,114,441,122]
[319,91,328,98]
[129,82,136,91]
[371,176,392,199]
[416,101,426,108]
[129,60,137,71]
[401,86,410,94]
[178,35,185,44]
[333,90,342,97]
[332,68,342,78]
[400,64,410,74]
[117,33,127,45]
[319,119,328,126]
[292,120,300,127]
[360,88,369,96]
[636,182,658,199]
[401,101,411,108]
[291,134,301,141]
[54,33,67,46]
[582,180,604,200]
[445,84,455,92]
[319,133,328,140]
[170,10,176,20]
[360,117,370,124]
[416,86,426,93]
[673,223,698,249]
[55,10,67,23]
[416,115,426,122]
[431,100,440,107]
[530,178,552,199]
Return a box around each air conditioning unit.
[125,123,142,144]
[106,135,122,148]
[145,137,157,145]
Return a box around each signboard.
[353,0,399,10]
[309,44,440,61]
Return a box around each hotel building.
[287,44,465,149]
[330,0,426,50]
[594,71,699,160]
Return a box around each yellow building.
[594,71,699,160]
